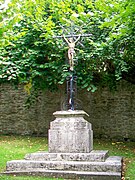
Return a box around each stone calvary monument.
[4,25,123,179]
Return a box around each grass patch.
[0,176,61,180]
[0,135,135,180]
[0,135,48,172]
[94,139,135,180]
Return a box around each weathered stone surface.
[4,109,123,179]
[6,156,122,172]
[49,111,93,153]
[0,81,135,141]
[3,170,122,180]
[25,150,109,162]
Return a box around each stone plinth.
[49,110,93,153]
[3,110,123,179]
[24,150,109,162]
[4,151,122,179]
[6,155,122,172]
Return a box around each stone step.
[3,170,122,180]
[6,156,122,173]
[25,150,109,162]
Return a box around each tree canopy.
[0,0,135,94]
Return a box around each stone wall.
[80,81,135,141]
[0,81,135,141]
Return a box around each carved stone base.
[4,111,123,179]
[49,111,93,153]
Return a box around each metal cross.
[53,23,92,110]
[53,24,92,71]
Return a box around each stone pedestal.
[4,110,123,179]
[49,110,93,153]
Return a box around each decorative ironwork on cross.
[53,23,92,110]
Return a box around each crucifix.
[63,34,81,71]
[53,24,92,110]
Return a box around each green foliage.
[0,0,134,93]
